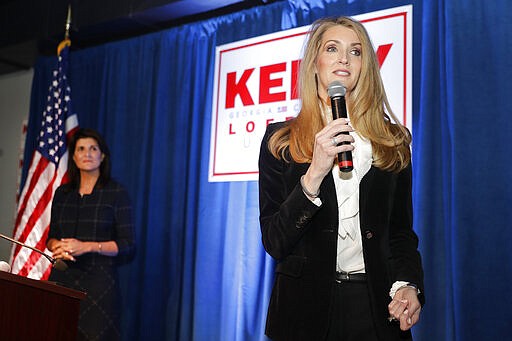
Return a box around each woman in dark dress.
[47,128,135,341]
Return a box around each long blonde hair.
[268,16,411,172]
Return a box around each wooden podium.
[0,270,86,341]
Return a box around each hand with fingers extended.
[387,286,422,331]
[60,237,90,256]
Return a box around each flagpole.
[65,4,71,39]
[58,4,72,55]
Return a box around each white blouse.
[333,130,373,273]
[319,105,373,273]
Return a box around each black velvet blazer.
[258,121,424,341]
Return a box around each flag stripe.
[14,158,55,257]
[19,165,58,242]
[18,243,44,277]
[13,153,49,233]
[13,152,40,226]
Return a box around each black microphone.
[328,81,353,172]
[0,233,68,271]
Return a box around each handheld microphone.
[0,233,67,271]
[327,81,353,172]
[0,260,10,272]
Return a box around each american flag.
[10,39,78,280]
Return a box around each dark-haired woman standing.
[46,128,135,340]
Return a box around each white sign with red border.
[209,5,412,182]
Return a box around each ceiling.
[0,0,275,76]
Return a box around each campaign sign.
[209,5,412,182]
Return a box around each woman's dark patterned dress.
[48,180,135,341]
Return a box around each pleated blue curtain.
[413,1,512,340]
[24,0,512,340]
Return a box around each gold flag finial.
[58,5,72,55]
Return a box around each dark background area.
[0,0,276,76]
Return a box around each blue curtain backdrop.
[23,0,512,340]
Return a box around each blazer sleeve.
[258,123,322,261]
[113,184,136,258]
[48,186,65,241]
[389,163,425,302]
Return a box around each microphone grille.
[0,260,11,273]
[327,81,346,98]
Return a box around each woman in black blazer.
[258,17,424,341]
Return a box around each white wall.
[0,69,33,263]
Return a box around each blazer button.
[296,214,309,229]
[296,217,304,229]
[364,230,373,239]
